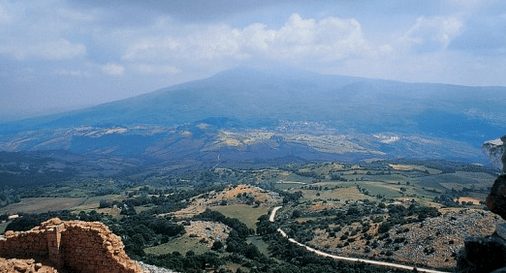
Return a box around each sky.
[1,0,505,121]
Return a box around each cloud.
[54,69,92,77]
[10,39,87,60]
[0,1,87,61]
[102,63,124,76]
[269,14,367,61]
[122,13,368,64]
[132,64,180,74]
[401,16,463,53]
[56,6,100,22]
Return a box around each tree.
[211,241,223,251]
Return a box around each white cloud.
[102,63,125,76]
[54,69,92,77]
[132,64,180,74]
[401,16,463,52]
[122,13,368,64]
[26,39,86,60]
[122,36,181,60]
[0,37,86,61]
[270,14,368,61]
[237,23,275,52]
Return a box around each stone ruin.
[457,135,506,273]
[0,218,143,273]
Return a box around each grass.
[70,194,123,213]
[211,204,269,230]
[0,198,86,214]
[144,235,210,256]
[296,186,372,201]
[219,263,248,273]
[278,172,314,183]
[135,205,153,214]
[360,184,403,199]
[414,173,478,191]
[275,182,305,190]
[0,222,9,234]
[247,235,270,256]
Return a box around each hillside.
[1,67,505,179]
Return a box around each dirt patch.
[183,221,231,247]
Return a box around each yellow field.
[388,164,442,174]
[455,197,482,205]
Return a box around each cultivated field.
[0,198,85,214]
[211,204,269,229]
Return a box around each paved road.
[269,206,448,273]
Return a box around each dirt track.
[269,206,449,273]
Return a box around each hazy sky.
[1,0,505,120]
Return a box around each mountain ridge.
[1,67,505,171]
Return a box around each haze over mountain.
[1,67,505,174]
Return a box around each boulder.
[458,137,506,272]
[487,175,506,220]
[457,235,506,273]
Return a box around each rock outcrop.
[0,218,143,273]
[487,175,506,220]
[482,135,506,172]
[458,136,506,273]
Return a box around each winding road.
[269,206,448,273]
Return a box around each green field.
[144,235,210,256]
[275,182,306,190]
[70,194,123,213]
[360,184,404,199]
[211,204,270,230]
[247,235,270,256]
[0,222,9,234]
[0,197,86,214]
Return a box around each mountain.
[1,67,505,175]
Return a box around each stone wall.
[0,257,58,273]
[0,218,142,273]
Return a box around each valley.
[0,157,501,272]
[1,68,505,272]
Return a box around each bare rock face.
[483,135,506,172]
[457,137,506,273]
[457,235,506,273]
[487,175,506,220]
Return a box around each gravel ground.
[138,261,179,273]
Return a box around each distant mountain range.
[1,67,505,175]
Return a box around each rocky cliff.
[0,218,142,273]
[482,135,506,172]
[457,136,506,273]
